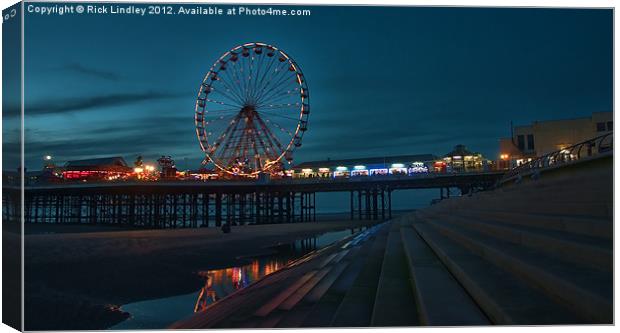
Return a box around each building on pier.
[291,154,438,178]
[442,144,490,172]
[62,156,133,181]
[498,111,613,169]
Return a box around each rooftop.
[292,154,437,170]
[64,156,132,172]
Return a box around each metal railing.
[500,132,613,184]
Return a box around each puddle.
[109,227,366,330]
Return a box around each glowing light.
[44,155,53,161]
[370,168,388,176]
[134,167,144,173]
[145,165,155,172]
[318,168,330,173]
[391,163,405,168]
[500,154,509,160]
[301,168,313,173]
[336,166,348,171]
[353,165,366,170]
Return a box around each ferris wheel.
[195,42,310,176]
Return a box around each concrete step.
[254,270,320,317]
[370,224,419,326]
[304,249,357,303]
[493,184,612,200]
[421,212,612,271]
[435,199,612,219]
[425,219,612,323]
[330,223,390,327]
[279,266,332,310]
[300,231,381,327]
[500,159,612,188]
[412,222,584,324]
[454,209,612,240]
[400,225,489,325]
[275,248,362,328]
[457,193,612,212]
[499,175,610,190]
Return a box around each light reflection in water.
[193,239,319,312]
[110,227,366,329]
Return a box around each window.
[596,122,606,132]
[607,121,613,131]
[517,135,525,150]
[527,134,535,150]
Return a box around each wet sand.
[22,218,381,330]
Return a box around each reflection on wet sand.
[110,227,368,329]
[194,241,314,312]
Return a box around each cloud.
[63,63,121,81]
[21,91,183,116]
[23,114,200,168]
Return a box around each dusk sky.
[8,4,613,170]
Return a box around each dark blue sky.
[16,4,612,169]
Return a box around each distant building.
[291,154,437,178]
[3,168,60,185]
[498,111,612,169]
[442,144,489,172]
[62,156,133,180]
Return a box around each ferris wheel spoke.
[216,73,247,105]
[210,86,245,106]
[228,59,248,101]
[211,114,243,153]
[256,71,297,106]
[257,89,299,107]
[247,118,277,162]
[262,117,295,138]
[221,69,246,102]
[205,107,243,114]
[253,61,291,104]
[221,129,247,166]
[206,98,243,109]
[228,59,249,106]
[251,53,279,102]
[257,103,299,111]
[249,53,267,103]
[255,114,285,155]
[257,110,301,122]
[245,55,255,103]
[241,53,253,102]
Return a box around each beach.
[22,217,382,330]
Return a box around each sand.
[22,218,381,330]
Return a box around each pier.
[4,171,503,228]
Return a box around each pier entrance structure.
[5,172,502,228]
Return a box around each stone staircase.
[171,156,613,328]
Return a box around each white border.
[0,1,616,333]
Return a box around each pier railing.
[500,132,613,184]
